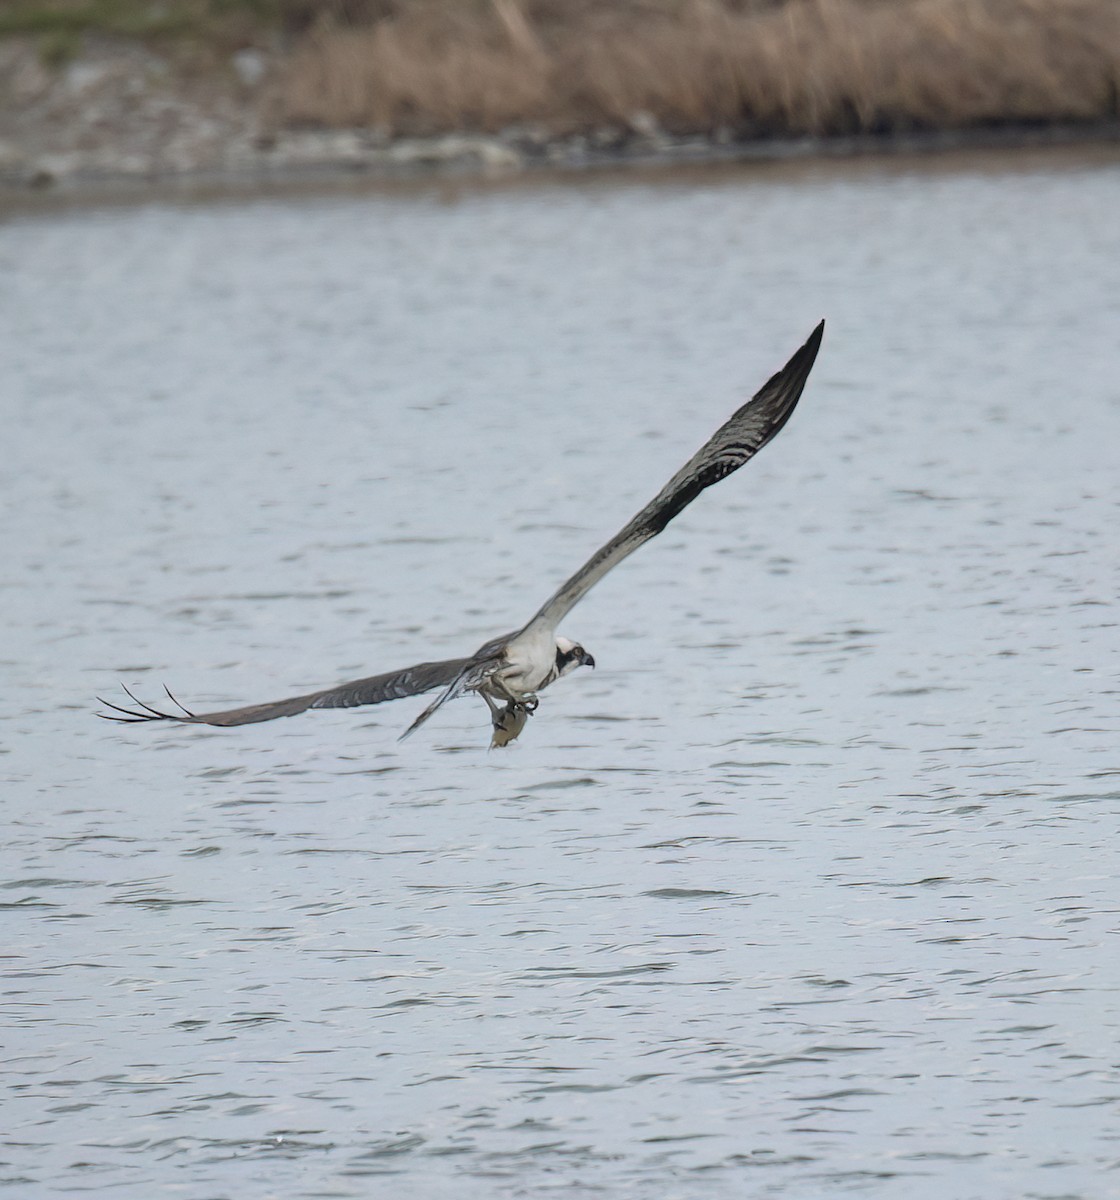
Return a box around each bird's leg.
[480,675,541,747]
[489,674,539,711]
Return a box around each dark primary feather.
[521,319,824,635]
[97,657,470,727]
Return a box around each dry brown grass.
[278,0,1120,137]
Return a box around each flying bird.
[100,321,824,746]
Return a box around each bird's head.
[555,636,595,678]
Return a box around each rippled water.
[3,145,1120,1198]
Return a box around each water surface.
[3,145,1120,1198]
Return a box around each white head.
[554,635,595,678]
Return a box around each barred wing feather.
[521,320,824,637]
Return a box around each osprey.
[100,322,824,747]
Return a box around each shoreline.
[3,119,1118,206]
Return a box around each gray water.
[3,145,1120,1199]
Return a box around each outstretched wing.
[97,657,470,728]
[519,320,824,638]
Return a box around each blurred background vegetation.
[2,0,1118,140]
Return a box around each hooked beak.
[581,652,595,669]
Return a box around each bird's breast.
[497,630,557,695]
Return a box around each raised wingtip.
[781,319,825,382]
